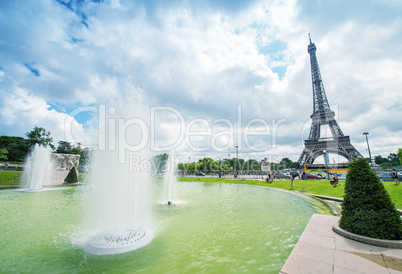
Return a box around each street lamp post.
[219,158,222,178]
[363,132,372,165]
[235,146,239,178]
[323,150,330,180]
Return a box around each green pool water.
[0,182,332,273]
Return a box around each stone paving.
[280,214,402,274]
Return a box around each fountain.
[161,150,184,206]
[81,83,153,255]
[21,144,53,191]
[0,182,334,272]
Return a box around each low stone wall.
[332,222,402,249]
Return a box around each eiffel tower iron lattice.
[298,34,362,165]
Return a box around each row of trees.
[176,157,300,174]
[150,154,301,174]
[374,151,402,167]
[155,151,402,175]
[0,127,90,167]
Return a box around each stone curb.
[305,193,402,216]
[305,193,343,202]
[332,222,402,249]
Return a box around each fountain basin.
[0,181,333,273]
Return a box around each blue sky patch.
[272,66,287,80]
[258,40,287,57]
[49,103,95,127]
[71,37,84,43]
[23,63,40,76]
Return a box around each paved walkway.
[280,214,402,274]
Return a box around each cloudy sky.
[1,0,401,164]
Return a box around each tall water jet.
[161,150,185,206]
[164,150,176,205]
[22,144,53,192]
[82,81,153,255]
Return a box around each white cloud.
[0,0,401,163]
[0,87,94,147]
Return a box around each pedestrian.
[4,162,9,170]
[302,171,306,180]
[269,171,274,183]
[392,169,399,185]
[333,172,339,186]
[290,176,294,190]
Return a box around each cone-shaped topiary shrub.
[64,166,78,184]
[340,158,402,240]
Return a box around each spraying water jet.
[22,144,53,192]
[82,82,153,255]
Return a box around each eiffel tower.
[298,34,362,165]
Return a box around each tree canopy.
[25,126,55,149]
[55,141,82,155]
[0,136,29,161]
[153,153,169,174]
[0,148,8,160]
[374,151,401,167]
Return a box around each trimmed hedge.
[64,166,78,184]
[340,158,402,240]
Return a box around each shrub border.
[332,222,402,249]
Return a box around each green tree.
[153,153,169,174]
[374,155,389,165]
[398,149,402,166]
[71,143,83,155]
[280,157,293,168]
[198,157,219,173]
[25,126,55,149]
[381,162,399,168]
[0,136,30,161]
[0,148,8,160]
[220,161,231,171]
[177,163,186,172]
[270,162,279,170]
[244,159,261,171]
[291,161,301,169]
[339,158,402,240]
[78,147,92,169]
[55,141,73,154]
[388,153,400,165]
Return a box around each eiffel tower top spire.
[308,34,331,115]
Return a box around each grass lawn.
[0,171,22,186]
[178,177,402,210]
[1,171,400,210]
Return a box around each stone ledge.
[306,193,343,202]
[332,222,402,249]
[305,194,402,216]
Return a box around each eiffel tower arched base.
[298,137,362,165]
